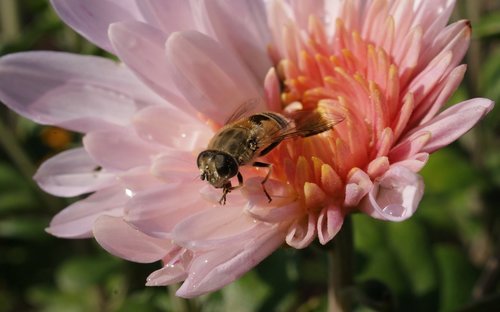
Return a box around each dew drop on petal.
[381,204,405,218]
[125,188,135,198]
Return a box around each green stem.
[327,215,354,312]
[0,0,21,41]
[167,284,192,312]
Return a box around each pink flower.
[0,0,493,298]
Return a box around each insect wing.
[224,98,264,124]
[261,109,344,146]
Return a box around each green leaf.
[27,286,101,312]
[222,271,270,312]
[114,290,161,312]
[479,47,500,103]
[421,149,479,194]
[357,248,406,295]
[0,217,47,240]
[56,256,122,293]
[434,245,478,312]
[387,221,437,296]
[352,214,386,253]
[473,12,500,38]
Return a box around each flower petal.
[133,105,211,150]
[46,185,127,238]
[83,128,164,171]
[172,201,265,250]
[108,21,193,110]
[151,151,200,183]
[137,0,196,33]
[0,52,159,132]
[285,212,316,249]
[393,152,429,173]
[344,168,373,207]
[166,30,264,124]
[360,166,424,221]
[94,215,172,263]
[51,0,143,52]
[34,147,114,197]
[317,204,344,245]
[412,99,494,153]
[197,0,272,81]
[389,131,431,162]
[146,247,192,286]
[176,226,285,298]
[124,182,207,238]
[146,263,188,286]
[264,68,282,111]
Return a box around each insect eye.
[214,154,237,178]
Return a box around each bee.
[197,104,343,205]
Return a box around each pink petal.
[419,20,470,72]
[146,247,191,286]
[51,0,143,52]
[411,65,466,126]
[118,167,165,194]
[420,20,470,82]
[176,226,285,298]
[108,21,192,109]
[411,99,494,153]
[166,30,264,125]
[46,185,127,238]
[151,151,200,182]
[366,156,390,179]
[267,0,295,58]
[124,182,208,238]
[317,205,344,245]
[416,0,457,51]
[285,213,317,249]
[344,168,373,207]
[34,147,114,197]
[388,131,431,162]
[146,263,188,286]
[0,52,159,132]
[243,177,298,209]
[405,51,452,105]
[360,166,424,221]
[289,0,325,29]
[198,0,272,81]
[393,152,429,173]
[172,203,265,250]
[133,105,211,150]
[136,0,195,33]
[94,215,172,263]
[264,68,282,112]
[83,128,164,171]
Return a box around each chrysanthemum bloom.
[0,0,493,297]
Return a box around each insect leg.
[218,173,244,205]
[253,161,273,203]
[236,172,244,187]
[219,186,229,205]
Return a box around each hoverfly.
[197,102,343,205]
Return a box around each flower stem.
[327,214,354,312]
[0,0,21,42]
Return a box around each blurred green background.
[0,1,499,311]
